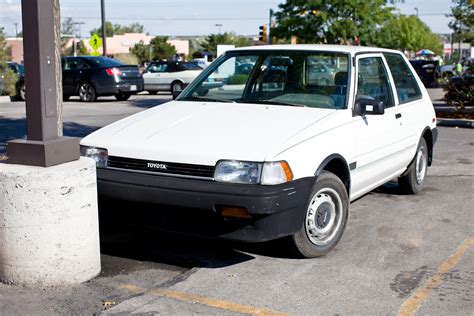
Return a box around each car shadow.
[98,199,299,270]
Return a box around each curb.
[437,118,474,129]
[0,96,12,103]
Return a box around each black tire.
[171,81,183,93]
[18,82,26,101]
[399,138,428,194]
[289,171,349,258]
[115,93,132,101]
[148,90,158,95]
[78,82,97,102]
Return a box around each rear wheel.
[399,138,428,194]
[115,92,132,101]
[78,82,96,102]
[289,171,349,258]
[171,81,183,93]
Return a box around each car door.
[383,53,425,167]
[63,58,89,96]
[350,53,404,198]
[143,63,169,90]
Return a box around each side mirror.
[353,98,385,116]
[172,91,181,100]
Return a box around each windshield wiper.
[238,99,306,107]
[179,96,233,103]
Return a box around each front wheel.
[398,138,428,194]
[115,93,132,101]
[289,171,349,258]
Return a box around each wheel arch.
[314,154,351,196]
[421,127,434,166]
[75,79,95,94]
[170,79,184,89]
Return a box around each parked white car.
[81,45,437,258]
[142,61,202,94]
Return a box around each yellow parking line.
[397,238,474,316]
[119,284,291,316]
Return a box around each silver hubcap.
[79,84,93,101]
[173,83,182,92]
[415,146,427,185]
[305,188,343,246]
[20,84,26,99]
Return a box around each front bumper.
[97,168,314,242]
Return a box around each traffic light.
[259,24,267,43]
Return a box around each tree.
[130,37,177,64]
[448,0,474,45]
[200,32,251,57]
[149,36,177,61]
[0,27,17,96]
[62,17,78,37]
[130,40,150,64]
[272,0,394,45]
[90,22,145,37]
[90,21,114,37]
[373,15,442,55]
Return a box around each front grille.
[107,156,215,179]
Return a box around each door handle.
[395,113,402,119]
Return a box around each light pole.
[215,23,223,34]
[414,7,419,17]
[72,21,85,38]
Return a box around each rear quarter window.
[384,53,422,104]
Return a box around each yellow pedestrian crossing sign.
[89,33,102,53]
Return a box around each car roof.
[230,44,403,56]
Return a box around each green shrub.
[227,74,248,85]
[444,76,474,112]
[0,63,18,96]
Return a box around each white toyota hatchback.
[81,45,437,258]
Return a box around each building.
[5,33,190,63]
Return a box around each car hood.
[81,101,336,165]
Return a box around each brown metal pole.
[6,0,79,167]
[101,0,107,56]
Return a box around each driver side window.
[357,57,394,108]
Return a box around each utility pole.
[268,9,273,45]
[6,0,79,167]
[414,7,419,17]
[14,23,18,37]
[215,23,223,34]
[101,0,107,56]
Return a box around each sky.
[0,0,454,38]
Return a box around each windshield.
[178,50,350,109]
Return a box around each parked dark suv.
[62,56,144,102]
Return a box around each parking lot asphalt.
[0,92,473,315]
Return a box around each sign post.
[6,0,79,167]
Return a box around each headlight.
[214,160,262,184]
[80,146,108,168]
[214,160,293,185]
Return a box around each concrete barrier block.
[0,157,101,286]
